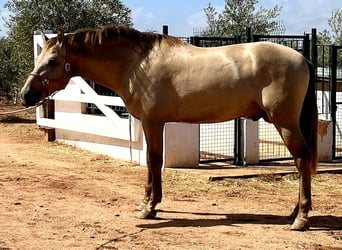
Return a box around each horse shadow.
[0,115,35,124]
[136,209,342,231]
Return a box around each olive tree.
[203,0,282,38]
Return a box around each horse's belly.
[170,93,258,123]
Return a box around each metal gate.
[199,121,236,163]
[189,36,240,163]
[253,34,311,161]
[330,45,342,159]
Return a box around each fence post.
[234,118,245,165]
[190,36,200,46]
[311,28,317,69]
[330,45,337,159]
[42,100,56,141]
[252,35,259,42]
[246,27,252,43]
[163,25,168,35]
[237,36,242,43]
[303,33,310,60]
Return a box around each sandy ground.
[0,104,341,250]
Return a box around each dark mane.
[67,26,184,50]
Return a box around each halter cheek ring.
[65,62,71,72]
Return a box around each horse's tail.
[300,59,318,174]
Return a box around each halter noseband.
[30,47,71,95]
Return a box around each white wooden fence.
[37,77,139,141]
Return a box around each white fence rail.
[37,77,140,142]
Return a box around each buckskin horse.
[20,26,318,231]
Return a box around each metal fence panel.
[253,34,310,59]
[332,46,342,159]
[336,94,342,159]
[259,120,292,161]
[199,121,235,162]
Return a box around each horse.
[20,26,318,231]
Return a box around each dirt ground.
[0,104,341,250]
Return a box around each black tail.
[300,60,318,174]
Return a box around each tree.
[316,9,342,67]
[328,9,342,45]
[204,3,220,37]
[88,0,132,28]
[2,0,132,95]
[203,0,282,38]
[0,37,19,100]
[318,9,342,46]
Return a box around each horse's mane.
[66,25,184,51]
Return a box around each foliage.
[318,9,342,46]
[202,0,282,38]
[317,9,342,68]
[0,0,132,98]
[328,9,342,45]
[203,3,220,37]
[0,37,19,99]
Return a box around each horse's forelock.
[45,37,58,48]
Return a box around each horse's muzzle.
[20,90,39,107]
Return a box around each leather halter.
[30,46,71,95]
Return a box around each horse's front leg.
[137,120,164,219]
[136,170,152,211]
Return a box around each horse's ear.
[41,30,49,44]
[57,29,64,48]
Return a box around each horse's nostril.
[20,91,32,107]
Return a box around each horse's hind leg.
[291,155,312,231]
[275,124,313,231]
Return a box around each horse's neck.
[70,44,145,99]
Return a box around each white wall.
[164,123,199,167]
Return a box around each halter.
[30,46,71,95]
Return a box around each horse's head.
[20,29,71,107]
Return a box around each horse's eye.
[48,59,57,66]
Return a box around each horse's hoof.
[136,202,147,211]
[136,209,157,219]
[290,218,310,231]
